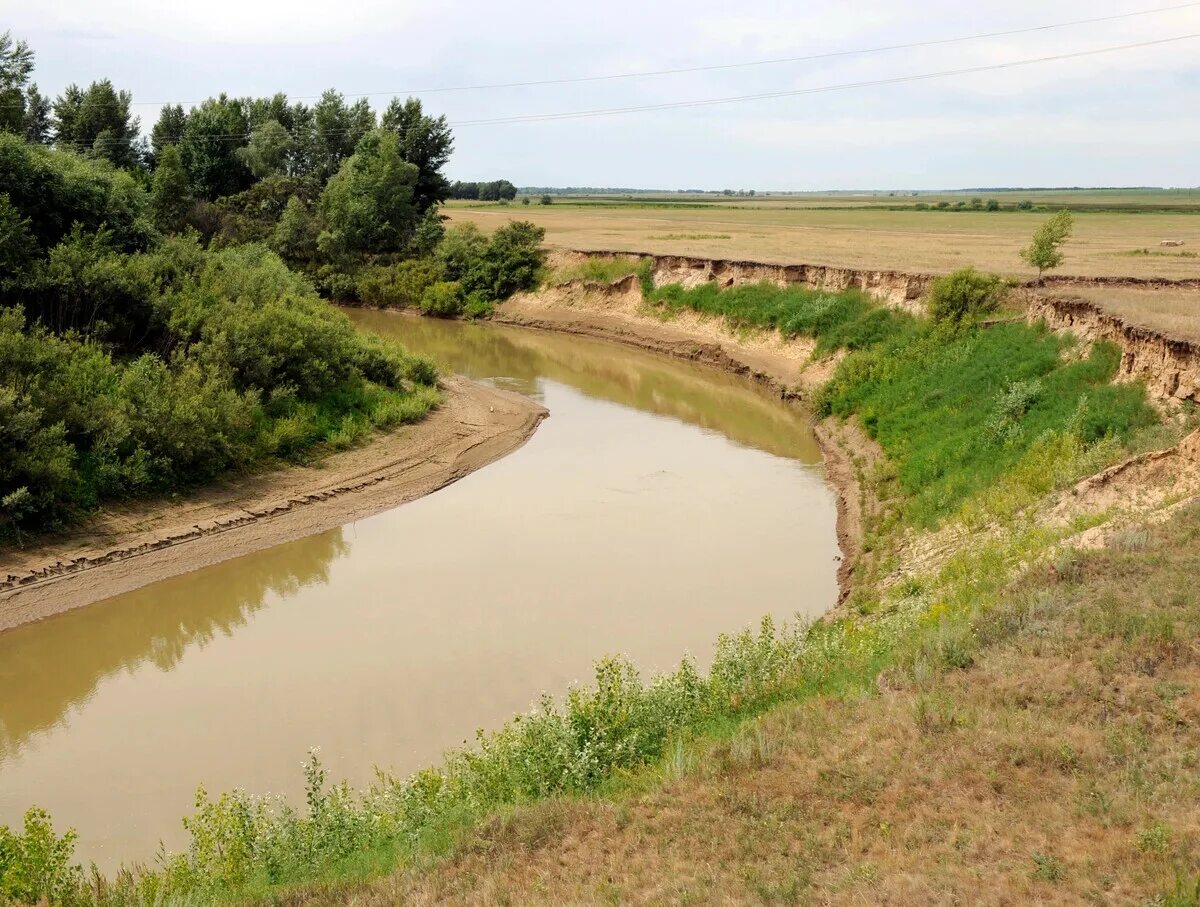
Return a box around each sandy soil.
[0,377,547,632]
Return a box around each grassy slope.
[335,506,1200,905]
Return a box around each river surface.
[0,315,838,870]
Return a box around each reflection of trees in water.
[354,312,821,462]
[0,529,348,757]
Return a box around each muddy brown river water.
[0,315,838,870]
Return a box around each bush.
[355,259,443,309]
[927,267,1010,324]
[0,238,439,536]
[436,220,546,303]
[0,808,82,906]
[419,280,464,317]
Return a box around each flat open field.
[446,197,1200,280]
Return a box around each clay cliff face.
[573,250,932,313]
[562,250,1200,405]
[1024,295,1200,404]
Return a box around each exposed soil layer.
[558,250,1200,407]
[0,377,547,631]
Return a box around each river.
[0,315,838,870]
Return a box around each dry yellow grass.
[1054,287,1200,342]
[446,203,1200,280]
[291,510,1200,906]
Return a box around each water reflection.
[349,311,821,463]
[0,530,348,758]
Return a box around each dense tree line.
[0,31,545,537]
[448,179,517,201]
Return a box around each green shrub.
[436,220,546,303]
[927,267,1011,323]
[419,280,465,317]
[0,808,83,906]
[355,259,443,309]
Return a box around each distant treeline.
[448,179,518,200]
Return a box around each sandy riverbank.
[0,376,547,632]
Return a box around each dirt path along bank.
[0,377,547,632]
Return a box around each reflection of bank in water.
[350,311,822,463]
[0,529,348,759]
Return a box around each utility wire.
[28,0,1200,108]
[449,32,1200,126]
[37,30,1199,149]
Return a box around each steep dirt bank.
[0,378,547,631]
[563,249,1200,406]
[571,248,932,313]
[1023,292,1200,404]
[492,284,871,599]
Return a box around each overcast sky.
[4,0,1199,189]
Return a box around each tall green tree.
[1020,211,1074,281]
[272,195,319,262]
[150,145,192,231]
[308,90,374,183]
[381,97,453,213]
[318,130,418,256]
[0,31,34,134]
[22,84,51,144]
[150,103,187,164]
[237,120,294,178]
[178,96,251,199]
[52,80,143,169]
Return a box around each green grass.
[640,276,1157,528]
[645,280,913,356]
[820,324,1156,526]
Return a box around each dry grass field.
[447,199,1200,281]
[1055,286,1200,342]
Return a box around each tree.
[308,90,375,183]
[22,84,51,144]
[0,193,37,279]
[237,120,294,178]
[1020,211,1074,281]
[52,80,142,169]
[318,130,418,257]
[272,195,319,262]
[178,96,251,199]
[381,97,453,213]
[150,103,187,164]
[0,31,34,134]
[150,145,192,231]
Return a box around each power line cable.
[449,32,1200,125]
[38,31,1199,147]
[26,0,1200,109]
